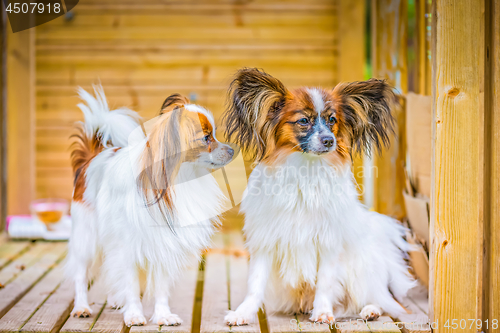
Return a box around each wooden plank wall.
[6,24,36,215]
[487,0,500,328]
[370,0,407,219]
[35,0,339,201]
[414,0,431,95]
[337,0,365,199]
[431,0,500,331]
[1,10,6,230]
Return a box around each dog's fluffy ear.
[333,79,396,156]
[224,68,288,160]
[137,107,186,233]
[160,94,190,115]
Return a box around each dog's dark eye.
[328,115,337,125]
[202,134,211,144]
[297,118,309,125]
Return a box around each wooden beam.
[337,0,365,83]
[415,0,432,95]
[0,8,6,232]
[370,0,407,219]
[337,0,366,200]
[430,0,493,330]
[6,25,35,214]
[486,0,500,330]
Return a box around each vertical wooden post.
[415,0,432,95]
[485,0,500,330]
[338,0,366,83]
[371,0,407,219]
[337,0,366,199]
[0,10,6,232]
[6,26,35,214]
[430,0,500,330]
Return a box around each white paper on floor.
[7,215,71,240]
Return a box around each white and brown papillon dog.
[223,69,415,325]
[66,86,233,327]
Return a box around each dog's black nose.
[226,147,234,157]
[321,136,334,148]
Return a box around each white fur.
[359,304,382,320]
[184,103,215,128]
[306,88,325,115]
[66,88,227,327]
[304,88,336,154]
[76,86,142,149]
[225,153,415,324]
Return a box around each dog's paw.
[152,313,183,326]
[107,296,122,309]
[71,305,92,318]
[225,310,253,326]
[310,310,335,324]
[124,312,147,327]
[360,304,381,321]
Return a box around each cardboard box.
[407,231,429,288]
[406,93,432,198]
[404,93,432,288]
[403,191,430,248]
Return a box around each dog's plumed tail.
[70,85,141,174]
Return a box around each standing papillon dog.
[66,86,233,327]
[223,69,415,325]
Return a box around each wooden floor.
[0,233,429,333]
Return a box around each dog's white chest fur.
[242,153,360,288]
[241,153,414,316]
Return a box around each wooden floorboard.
[0,242,67,320]
[0,243,49,288]
[130,263,199,333]
[200,252,229,333]
[334,318,370,333]
[200,233,231,333]
[228,255,260,333]
[0,237,428,333]
[396,284,430,333]
[227,233,261,333]
[21,278,74,333]
[0,265,65,333]
[0,242,32,270]
[91,306,126,333]
[59,279,107,333]
[405,284,428,315]
[200,232,261,333]
[366,316,401,333]
[295,314,331,333]
[266,313,300,333]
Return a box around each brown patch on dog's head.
[271,87,345,159]
[160,94,190,115]
[183,112,219,161]
[137,100,234,232]
[224,68,396,165]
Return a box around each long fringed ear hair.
[223,68,288,161]
[160,93,190,115]
[332,79,397,156]
[137,94,195,233]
